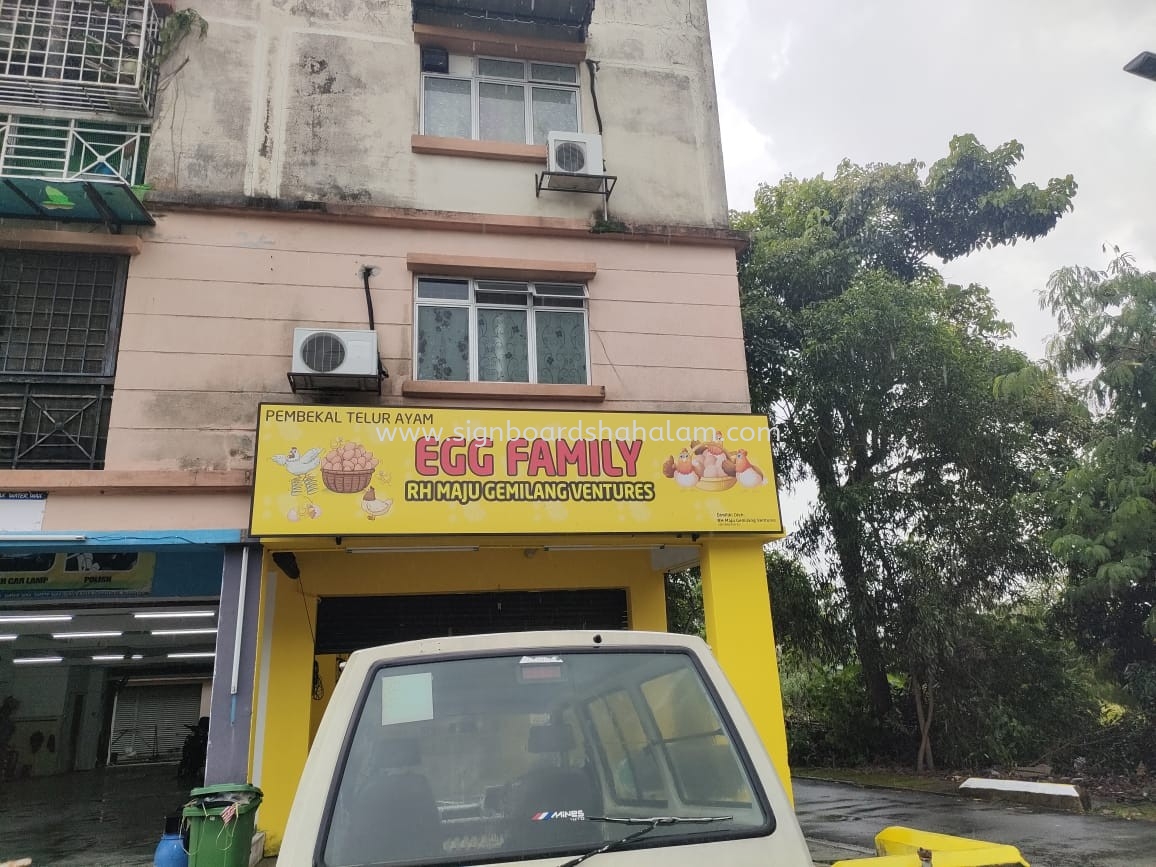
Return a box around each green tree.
[1041,250,1156,682]
[737,135,1079,729]
[665,568,704,638]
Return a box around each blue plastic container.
[154,815,189,867]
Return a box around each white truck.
[279,630,1029,867]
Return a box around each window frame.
[413,276,591,386]
[0,250,128,469]
[0,250,129,380]
[419,55,582,146]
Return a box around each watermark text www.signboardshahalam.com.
[261,407,774,447]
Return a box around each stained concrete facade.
[147,0,730,227]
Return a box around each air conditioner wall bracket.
[535,172,617,220]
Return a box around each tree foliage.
[1042,250,1156,680]
[736,135,1081,748]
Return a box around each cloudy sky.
[707,0,1156,528]
[709,0,1156,362]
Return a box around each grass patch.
[795,766,965,795]
[1090,800,1156,822]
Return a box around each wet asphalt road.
[0,763,189,866]
[794,778,1156,867]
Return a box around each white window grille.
[0,113,148,184]
[414,277,591,385]
[0,0,162,119]
[421,56,581,146]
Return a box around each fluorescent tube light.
[14,656,63,664]
[150,628,218,637]
[131,654,143,660]
[53,631,123,639]
[542,545,663,552]
[0,534,86,542]
[0,635,17,641]
[133,611,216,620]
[92,654,125,661]
[167,652,215,659]
[0,614,73,624]
[346,546,480,554]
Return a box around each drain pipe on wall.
[229,545,250,725]
[361,265,389,381]
[584,59,608,173]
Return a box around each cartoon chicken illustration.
[733,449,769,487]
[361,486,393,520]
[669,448,701,488]
[272,446,322,496]
[693,431,734,480]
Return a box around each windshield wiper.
[555,815,733,867]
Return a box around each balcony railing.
[0,112,148,184]
[0,0,162,119]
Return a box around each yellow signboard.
[0,551,155,596]
[250,405,783,537]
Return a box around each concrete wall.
[148,0,729,227]
[102,210,750,474]
[2,663,68,777]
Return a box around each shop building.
[0,0,791,857]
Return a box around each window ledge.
[0,229,143,256]
[402,380,605,402]
[0,469,252,494]
[407,252,595,282]
[412,135,547,164]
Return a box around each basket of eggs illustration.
[321,442,380,494]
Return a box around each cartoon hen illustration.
[272,446,322,496]
[361,486,393,520]
[671,448,700,488]
[733,449,769,487]
[692,431,734,479]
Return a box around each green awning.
[0,178,154,232]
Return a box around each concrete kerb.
[794,773,1090,814]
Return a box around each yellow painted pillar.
[629,571,668,632]
[255,567,317,853]
[700,537,792,802]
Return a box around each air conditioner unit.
[546,131,605,191]
[288,328,381,392]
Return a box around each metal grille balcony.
[0,379,113,468]
[0,113,149,184]
[0,0,162,119]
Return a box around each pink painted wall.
[106,212,752,473]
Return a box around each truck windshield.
[320,649,771,866]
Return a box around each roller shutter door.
[109,683,202,763]
[316,589,629,655]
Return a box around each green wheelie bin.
[182,783,263,867]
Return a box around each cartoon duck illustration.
[272,446,323,496]
[361,486,393,520]
[733,449,768,487]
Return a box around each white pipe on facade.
[228,546,251,725]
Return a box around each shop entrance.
[315,589,629,654]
